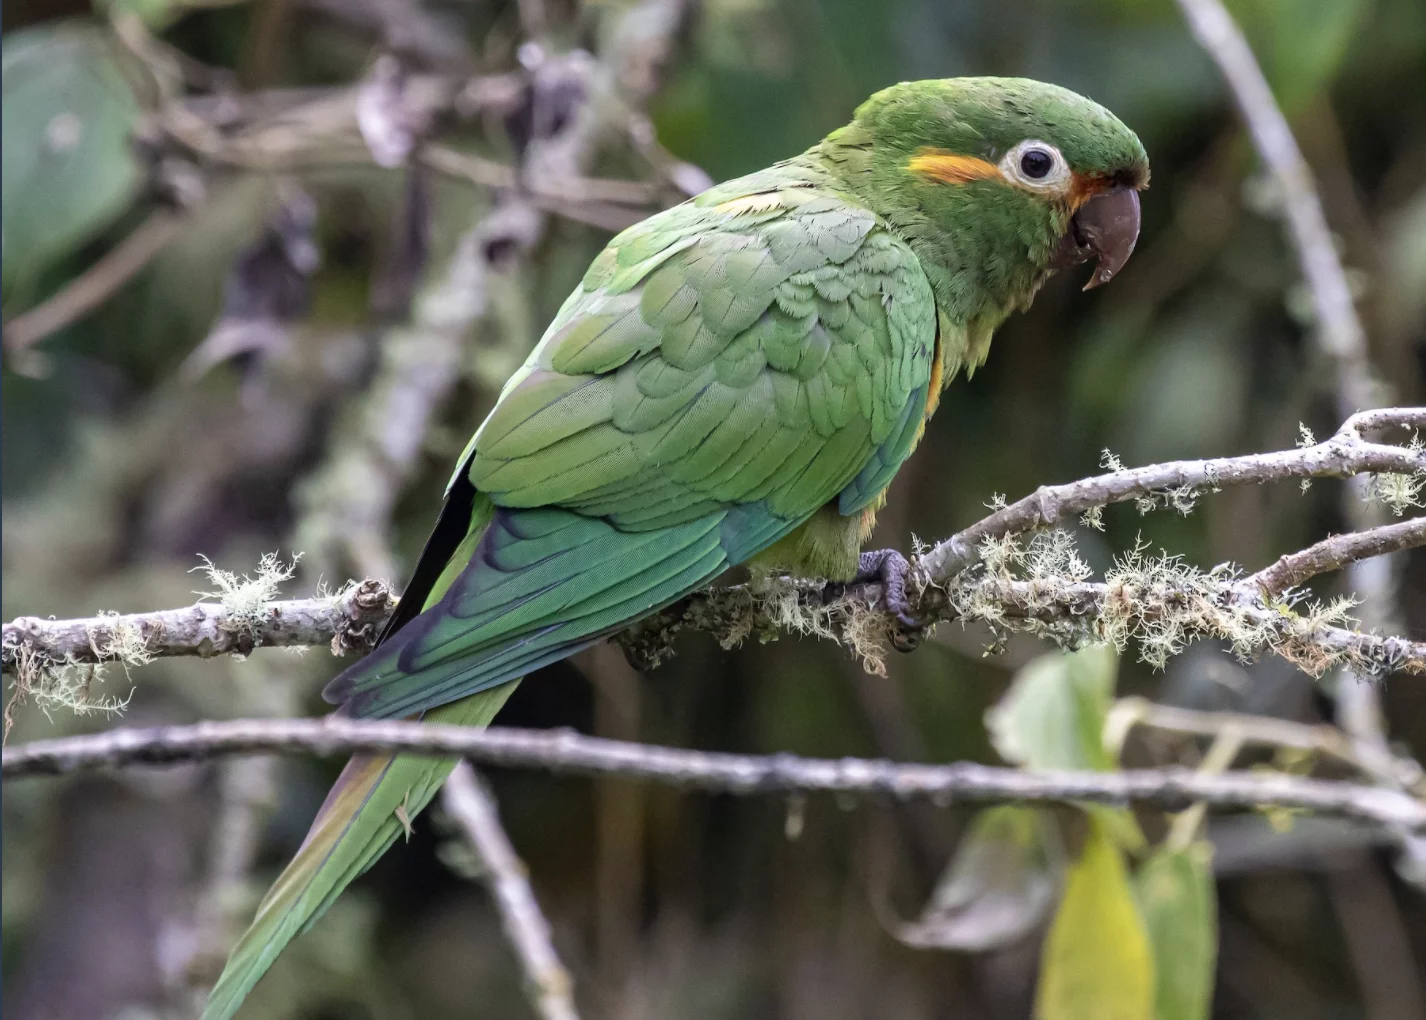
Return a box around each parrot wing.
[325,172,939,721]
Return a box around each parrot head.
[821,76,1149,311]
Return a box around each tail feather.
[199,684,517,1020]
[332,507,735,719]
[203,490,804,1019]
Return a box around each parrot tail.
[200,683,518,1020]
[201,478,513,1020]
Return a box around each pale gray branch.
[7,410,1426,682]
[1173,0,1371,408]
[5,718,1424,835]
[0,578,395,674]
[921,407,1426,579]
[1246,517,1426,598]
[443,764,580,1020]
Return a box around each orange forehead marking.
[907,148,1004,185]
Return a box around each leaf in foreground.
[988,645,1119,772]
[1137,841,1217,1020]
[895,805,1064,951]
[2,22,143,300]
[1035,816,1155,1020]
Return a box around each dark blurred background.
[3,0,1426,1017]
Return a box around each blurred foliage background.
[3,0,1426,1017]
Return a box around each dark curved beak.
[1053,187,1141,291]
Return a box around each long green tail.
[200,682,517,1020]
[202,480,508,1020]
[202,478,767,1017]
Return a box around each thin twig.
[5,718,1424,834]
[421,145,661,206]
[442,763,580,1020]
[2,209,187,355]
[1112,696,1426,793]
[920,407,1426,579]
[1246,517,1426,598]
[1173,0,1370,404]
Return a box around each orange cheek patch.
[1068,171,1112,212]
[907,148,1004,185]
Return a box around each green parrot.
[203,76,1148,1018]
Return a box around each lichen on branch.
[4,409,1425,703]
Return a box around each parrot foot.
[851,548,927,651]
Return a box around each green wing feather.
[205,163,938,1019]
[328,173,938,719]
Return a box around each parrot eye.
[1020,149,1053,178]
[999,139,1071,193]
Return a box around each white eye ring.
[999,139,1071,192]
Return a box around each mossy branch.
[1,577,395,675]
[1245,517,1426,599]
[6,409,1425,686]
[920,407,1426,579]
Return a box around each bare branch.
[421,145,661,207]
[1173,0,1371,408]
[1113,697,1426,793]
[920,407,1426,580]
[442,764,580,1020]
[2,209,187,357]
[1246,517,1426,598]
[5,718,1424,834]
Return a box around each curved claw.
[853,548,928,651]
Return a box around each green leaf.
[895,806,1064,952]
[1083,803,1148,854]
[1137,842,1217,1020]
[94,0,241,31]
[988,645,1119,772]
[1035,817,1155,1020]
[2,22,143,301]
